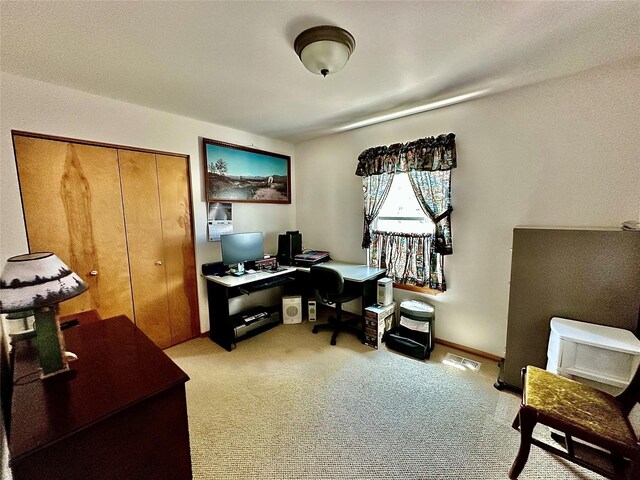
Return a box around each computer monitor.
[220,232,264,275]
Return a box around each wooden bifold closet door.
[119,150,198,348]
[13,134,199,349]
[13,136,134,320]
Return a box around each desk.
[298,260,384,283]
[204,266,297,289]
[203,261,385,350]
[203,267,298,351]
[300,261,386,336]
[9,316,192,480]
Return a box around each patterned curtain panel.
[408,170,453,255]
[355,133,456,176]
[361,173,395,248]
[369,230,446,292]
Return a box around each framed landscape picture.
[203,138,291,204]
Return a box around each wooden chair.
[509,365,640,479]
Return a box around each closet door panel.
[13,136,134,319]
[156,154,199,344]
[118,150,172,348]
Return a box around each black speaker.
[277,231,302,265]
[201,261,225,276]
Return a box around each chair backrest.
[310,265,344,302]
[617,363,640,415]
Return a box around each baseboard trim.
[199,329,503,362]
[434,338,503,363]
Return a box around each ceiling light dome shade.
[294,26,355,77]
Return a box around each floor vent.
[443,353,481,372]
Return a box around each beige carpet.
[166,317,601,479]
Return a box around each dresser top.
[10,315,189,462]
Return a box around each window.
[356,133,456,293]
[369,173,440,294]
[374,173,435,235]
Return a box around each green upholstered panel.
[524,366,637,450]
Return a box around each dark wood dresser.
[9,315,192,480]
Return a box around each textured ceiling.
[1,1,638,143]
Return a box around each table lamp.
[0,252,88,378]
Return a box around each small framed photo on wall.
[207,202,233,242]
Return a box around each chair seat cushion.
[524,366,637,450]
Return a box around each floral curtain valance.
[355,133,456,177]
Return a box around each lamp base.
[34,307,71,378]
[39,364,70,379]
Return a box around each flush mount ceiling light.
[294,25,355,77]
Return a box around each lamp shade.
[294,25,355,77]
[0,252,88,313]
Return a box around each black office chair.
[310,265,362,345]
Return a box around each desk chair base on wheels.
[310,265,362,346]
[509,365,640,479]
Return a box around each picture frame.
[203,138,291,204]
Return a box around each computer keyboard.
[255,276,287,288]
[242,275,294,293]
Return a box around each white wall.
[294,60,640,357]
[0,72,296,334]
[2,61,639,356]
